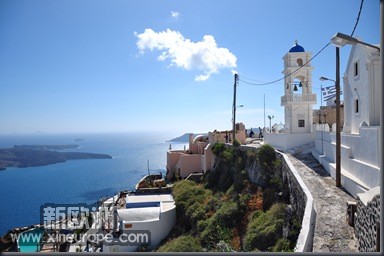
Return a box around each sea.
[0,132,187,236]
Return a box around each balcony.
[281,93,317,106]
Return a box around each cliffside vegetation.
[156,143,301,252]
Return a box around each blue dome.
[289,42,305,53]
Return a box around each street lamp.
[320,76,341,187]
[331,32,380,52]
[268,115,274,132]
[319,77,335,83]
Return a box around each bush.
[172,180,217,231]
[244,203,286,251]
[199,200,242,247]
[215,201,240,226]
[156,235,203,252]
[212,142,226,156]
[256,144,278,188]
[272,238,292,252]
[200,218,232,248]
[233,139,241,147]
[257,144,276,171]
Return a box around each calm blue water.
[0,132,186,235]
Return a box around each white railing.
[281,94,316,105]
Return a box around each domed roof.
[289,41,305,53]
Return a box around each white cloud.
[171,11,180,18]
[134,28,237,81]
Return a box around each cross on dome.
[289,40,305,53]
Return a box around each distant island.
[73,138,85,142]
[14,144,80,150]
[166,133,207,143]
[0,145,112,171]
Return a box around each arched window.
[297,58,303,66]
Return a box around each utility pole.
[232,74,239,144]
[335,47,341,187]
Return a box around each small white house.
[102,194,176,252]
[312,42,381,198]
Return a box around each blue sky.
[0,0,380,135]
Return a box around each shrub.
[199,200,241,247]
[200,218,232,248]
[172,180,216,231]
[257,144,276,171]
[215,201,240,226]
[256,144,277,188]
[233,139,241,147]
[244,203,286,251]
[272,238,292,252]
[212,142,226,156]
[156,235,203,252]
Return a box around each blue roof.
[289,42,305,53]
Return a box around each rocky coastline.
[0,144,112,170]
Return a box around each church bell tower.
[281,41,317,133]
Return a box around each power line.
[237,0,364,87]
[351,0,365,37]
[239,42,331,86]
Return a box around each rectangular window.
[355,99,359,113]
[298,120,305,127]
[354,61,359,77]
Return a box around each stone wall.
[278,154,306,220]
[354,187,380,252]
[278,153,316,252]
[242,145,315,252]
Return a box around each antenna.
[147,159,150,175]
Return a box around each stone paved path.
[287,151,358,252]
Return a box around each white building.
[264,41,317,150]
[312,42,381,198]
[102,193,176,252]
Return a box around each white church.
[311,42,381,198]
[264,41,317,150]
[264,40,381,198]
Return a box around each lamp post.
[320,76,341,187]
[268,115,274,132]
